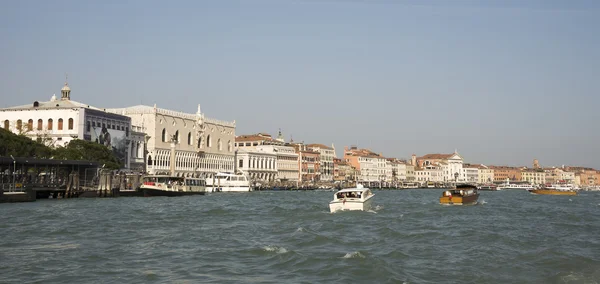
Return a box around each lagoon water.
[1,189,599,283]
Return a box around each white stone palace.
[0,80,139,169]
[105,104,235,177]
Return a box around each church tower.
[61,74,71,100]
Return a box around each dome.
[61,83,71,91]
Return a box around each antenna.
[65,72,68,84]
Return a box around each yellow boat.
[528,188,577,196]
[440,184,479,205]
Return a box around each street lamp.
[10,155,15,191]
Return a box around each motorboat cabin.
[329,185,375,213]
[439,184,479,205]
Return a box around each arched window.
[3,120,9,129]
[188,132,192,145]
[37,119,43,130]
[175,130,179,143]
[206,135,211,148]
[16,120,22,131]
[27,119,33,131]
[218,139,222,151]
[68,118,74,130]
[228,140,232,152]
[147,156,153,166]
[162,128,167,142]
[58,118,63,130]
[48,119,53,130]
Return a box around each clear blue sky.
[1,0,599,168]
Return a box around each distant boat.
[497,182,535,190]
[329,184,375,213]
[205,172,252,192]
[478,184,498,191]
[140,175,206,197]
[528,184,577,196]
[440,184,479,205]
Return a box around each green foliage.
[52,140,121,169]
[0,128,121,169]
[0,128,53,158]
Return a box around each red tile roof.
[306,143,333,150]
[418,153,454,160]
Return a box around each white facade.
[105,104,235,177]
[307,144,336,182]
[236,147,278,183]
[394,162,407,181]
[560,171,575,183]
[357,156,387,183]
[445,153,464,182]
[462,167,479,183]
[477,165,494,184]
[0,84,134,169]
[406,164,415,181]
[269,145,299,182]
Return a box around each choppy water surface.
[1,190,600,283]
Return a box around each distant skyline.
[1,0,599,168]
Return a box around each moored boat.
[478,184,498,191]
[140,175,206,197]
[528,188,577,196]
[440,184,479,205]
[329,184,375,213]
[205,172,252,192]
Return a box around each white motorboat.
[206,172,253,192]
[497,182,536,190]
[543,183,580,191]
[140,175,206,197]
[329,184,375,213]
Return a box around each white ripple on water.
[263,245,288,254]
[342,251,366,259]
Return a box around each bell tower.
[61,73,71,100]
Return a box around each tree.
[0,128,53,158]
[52,139,121,169]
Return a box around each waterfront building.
[343,146,387,186]
[415,164,444,184]
[416,151,464,182]
[234,132,285,149]
[129,125,147,172]
[462,165,479,184]
[521,169,546,185]
[405,164,416,181]
[235,132,298,183]
[476,164,494,184]
[333,158,357,183]
[306,144,336,182]
[0,80,135,169]
[386,158,407,186]
[463,163,493,184]
[490,166,522,182]
[236,146,277,183]
[293,143,320,183]
[568,167,600,187]
[105,104,235,177]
